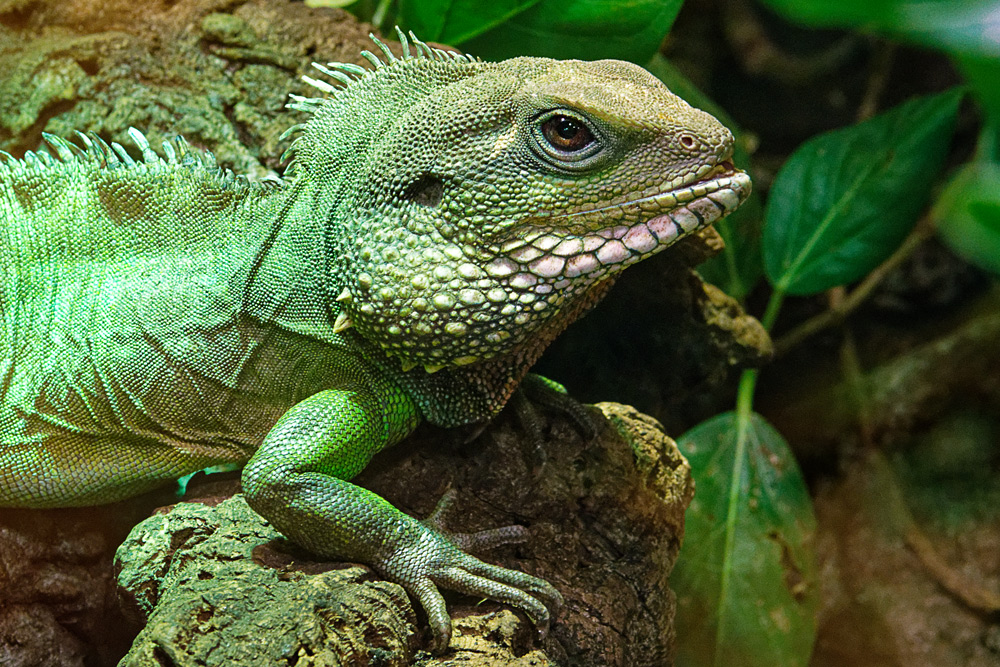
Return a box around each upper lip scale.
[491,161,746,249]
[547,163,745,221]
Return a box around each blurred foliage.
[958,56,1000,124]
[459,0,683,63]
[395,0,682,62]
[757,0,1000,61]
[303,0,357,8]
[933,161,1000,274]
[756,0,1000,275]
[894,407,1000,528]
[397,0,543,46]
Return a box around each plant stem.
[772,221,932,356]
[976,121,1000,164]
[856,42,895,122]
[731,284,784,423]
[712,225,791,660]
[760,286,785,332]
[735,367,758,421]
[715,368,755,666]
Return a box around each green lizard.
[0,32,750,651]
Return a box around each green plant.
[673,88,962,667]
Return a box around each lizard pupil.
[542,115,594,152]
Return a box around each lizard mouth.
[485,163,751,283]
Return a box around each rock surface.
[0,0,374,176]
[114,403,693,666]
[0,503,148,667]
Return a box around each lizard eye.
[531,109,605,170]
[542,115,594,152]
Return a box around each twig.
[838,330,875,448]
[871,452,1000,615]
[856,42,896,122]
[722,0,860,86]
[906,526,1000,614]
[773,221,934,356]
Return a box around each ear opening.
[401,174,444,207]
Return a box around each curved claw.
[437,567,552,635]
[456,555,564,615]
[422,490,530,553]
[409,576,453,653]
[374,497,561,654]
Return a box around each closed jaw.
[487,170,752,286]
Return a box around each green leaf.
[757,0,1000,60]
[398,0,544,45]
[675,411,819,667]
[459,0,683,63]
[956,55,1000,128]
[933,160,1000,275]
[644,55,764,298]
[763,89,962,295]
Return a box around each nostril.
[679,134,697,150]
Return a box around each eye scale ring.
[529,109,606,171]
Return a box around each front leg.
[241,372,562,653]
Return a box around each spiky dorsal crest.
[279,29,480,170]
[0,127,277,192]
[289,28,478,110]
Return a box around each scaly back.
[0,131,275,356]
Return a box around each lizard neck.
[238,173,618,427]
[368,276,616,427]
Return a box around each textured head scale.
[288,32,750,373]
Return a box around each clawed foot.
[512,373,599,472]
[375,488,563,654]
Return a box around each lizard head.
[291,34,750,375]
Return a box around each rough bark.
[113,403,694,666]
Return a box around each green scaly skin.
[0,32,750,652]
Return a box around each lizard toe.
[375,518,561,653]
[448,524,530,552]
[408,576,452,654]
[434,566,553,640]
[458,555,564,613]
[522,373,599,442]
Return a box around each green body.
[0,35,749,651]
